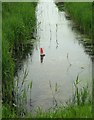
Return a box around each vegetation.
[27,105,91,118]
[64,2,92,38]
[2,103,17,118]
[56,2,94,56]
[2,77,92,118]
[2,104,92,118]
[27,81,92,118]
[2,2,37,116]
[2,2,92,118]
[2,86,92,118]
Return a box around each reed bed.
[64,2,92,38]
[2,2,37,107]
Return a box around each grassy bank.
[56,2,94,56]
[2,103,91,118]
[2,78,92,118]
[28,83,92,118]
[2,2,92,118]
[64,3,92,39]
[28,105,91,118]
[2,103,17,118]
[2,2,37,116]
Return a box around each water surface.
[15,0,92,112]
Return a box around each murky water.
[15,0,92,113]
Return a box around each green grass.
[26,85,92,118]
[28,104,91,118]
[2,2,93,118]
[2,79,92,118]
[27,78,92,118]
[2,76,92,118]
[2,103,91,118]
[64,2,92,38]
[56,2,94,55]
[2,2,37,105]
[2,103,17,118]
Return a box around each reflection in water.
[40,54,45,63]
[49,24,52,48]
[56,24,59,49]
[67,53,72,66]
[66,53,72,72]
[15,0,92,113]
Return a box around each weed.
[64,3,92,38]
[2,2,37,106]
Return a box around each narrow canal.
[15,0,92,113]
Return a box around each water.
[15,0,92,113]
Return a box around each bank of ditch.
[2,2,92,118]
[56,2,94,56]
[64,3,92,38]
[2,83,92,118]
[2,2,37,117]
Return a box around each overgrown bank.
[3,85,92,118]
[2,87,92,118]
[56,2,94,56]
[64,2,92,39]
[2,2,37,116]
[2,2,92,118]
[2,77,92,118]
[2,104,92,118]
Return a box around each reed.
[2,2,37,110]
[64,2,92,39]
[2,77,91,118]
[2,104,17,118]
[26,79,91,118]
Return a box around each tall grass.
[2,76,92,118]
[64,3,92,39]
[2,2,37,106]
[29,105,91,118]
[26,78,91,118]
[25,83,92,118]
[2,103,17,118]
[92,2,94,56]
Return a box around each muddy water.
[15,0,92,112]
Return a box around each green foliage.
[64,2,92,38]
[2,2,37,105]
[2,2,92,118]
[2,36,14,104]
[72,84,91,106]
[25,105,91,118]
[2,80,91,118]
[3,104,91,118]
[26,82,91,118]
[2,103,17,118]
